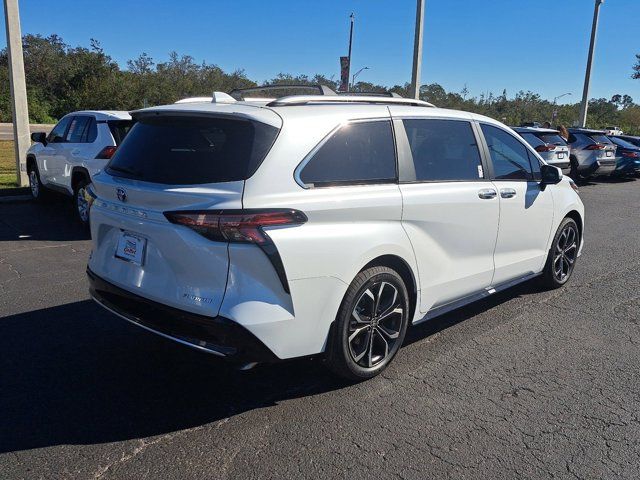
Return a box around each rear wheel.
[569,156,589,183]
[540,217,580,289]
[325,266,410,380]
[73,178,91,227]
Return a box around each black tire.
[27,161,47,202]
[540,217,580,290]
[569,156,588,184]
[325,266,410,381]
[73,177,91,227]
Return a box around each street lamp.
[351,66,369,89]
[551,92,572,124]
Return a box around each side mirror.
[540,164,562,187]
[31,132,47,145]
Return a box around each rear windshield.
[106,116,279,185]
[609,136,637,149]
[520,133,545,147]
[536,133,567,146]
[587,134,613,144]
[108,120,134,145]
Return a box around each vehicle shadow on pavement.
[0,281,541,454]
[0,195,90,243]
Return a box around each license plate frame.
[115,231,147,266]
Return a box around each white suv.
[27,110,133,225]
[86,89,584,380]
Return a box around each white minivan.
[86,89,584,380]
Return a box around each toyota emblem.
[116,187,127,202]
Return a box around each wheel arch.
[71,166,90,192]
[565,209,583,243]
[26,154,37,171]
[360,254,418,322]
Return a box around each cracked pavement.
[1,178,639,479]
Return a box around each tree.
[633,54,640,79]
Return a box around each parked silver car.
[566,128,617,181]
[513,127,570,173]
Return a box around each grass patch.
[0,141,18,188]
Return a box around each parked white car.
[86,89,584,380]
[27,110,133,225]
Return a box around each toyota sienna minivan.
[86,87,584,380]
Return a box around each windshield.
[106,115,279,185]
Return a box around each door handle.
[500,188,517,199]
[478,188,497,199]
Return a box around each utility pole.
[3,0,29,187]
[578,0,604,128]
[409,0,425,99]
[346,13,354,92]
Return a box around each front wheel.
[540,217,580,289]
[325,266,410,381]
[28,163,46,201]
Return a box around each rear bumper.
[87,268,279,363]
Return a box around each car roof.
[567,128,606,135]
[66,110,132,121]
[512,126,560,134]
[132,98,512,131]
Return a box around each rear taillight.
[585,143,605,150]
[622,151,640,158]
[535,144,556,152]
[164,209,308,245]
[96,146,118,159]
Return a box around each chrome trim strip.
[91,294,227,357]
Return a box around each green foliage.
[0,34,638,135]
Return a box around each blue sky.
[2,0,639,104]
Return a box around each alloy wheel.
[553,224,578,282]
[348,281,404,368]
[76,186,89,223]
[29,170,39,198]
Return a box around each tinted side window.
[84,117,98,143]
[402,119,483,181]
[300,121,396,187]
[481,124,533,181]
[48,116,73,143]
[66,115,92,143]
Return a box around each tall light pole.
[578,0,604,128]
[351,66,369,89]
[409,0,426,99]
[346,13,355,93]
[3,0,29,187]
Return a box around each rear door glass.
[66,115,92,143]
[106,116,279,185]
[402,119,483,181]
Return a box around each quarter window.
[481,124,534,181]
[299,121,396,187]
[402,119,483,181]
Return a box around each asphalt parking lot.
[1,178,639,479]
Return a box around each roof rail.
[266,95,435,108]
[229,84,336,100]
[337,91,402,98]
